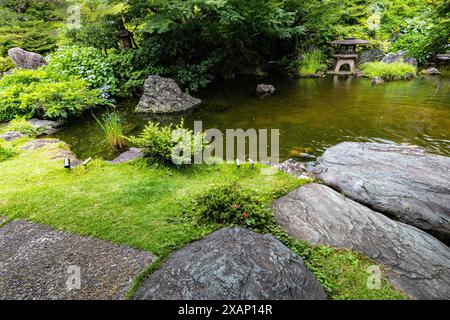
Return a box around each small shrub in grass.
[0,56,13,74]
[128,119,207,165]
[190,183,273,230]
[94,112,126,150]
[360,62,417,80]
[0,140,14,161]
[7,117,39,137]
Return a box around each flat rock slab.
[22,139,61,150]
[0,220,154,299]
[274,183,450,300]
[135,227,327,300]
[27,118,64,136]
[109,148,143,164]
[313,142,450,243]
[0,131,25,142]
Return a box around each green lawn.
[0,137,407,300]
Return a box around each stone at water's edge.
[109,147,143,164]
[136,75,201,113]
[421,67,441,75]
[256,84,275,96]
[134,227,327,300]
[27,118,64,136]
[8,47,47,70]
[358,49,384,65]
[371,76,384,85]
[0,131,25,141]
[313,142,450,243]
[274,183,450,300]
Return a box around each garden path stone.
[135,227,327,300]
[0,220,154,299]
[274,183,450,300]
[313,142,450,243]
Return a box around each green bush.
[47,46,118,96]
[0,56,13,74]
[0,140,14,162]
[0,68,109,122]
[190,183,273,230]
[299,50,328,75]
[129,120,207,165]
[360,62,417,80]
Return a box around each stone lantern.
[330,37,369,74]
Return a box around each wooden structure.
[329,37,369,74]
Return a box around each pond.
[51,75,450,162]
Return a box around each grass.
[0,140,15,161]
[94,112,126,150]
[299,50,328,75]
[0,138,408,300]
[360,62,417,80]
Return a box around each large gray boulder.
[382,50,417,67]
[313,142,450,243]
[8,47,47,70]
[134,227,327,300]
[274,183,450,300]
[358,49,384,65]
[136,75,201,113]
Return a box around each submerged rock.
[134,227,327,300]
[371,76,384,85]
[8,47,47,70]
[313,142,450,243]
[404,72,415,80]
[421,67,441,75]
[136,75,201,114]
[273,183,450,300]
[256,84,275,97]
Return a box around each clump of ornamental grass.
[299,50,328,75]
[360,62,417,80]
[94,111,126,150]
[0,140,14,161]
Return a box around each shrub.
[47,46,118,96]
[128,120,207,165]
[94,112,126,150]
[190,183,273,230]
[299,50,328,75]
[0,140,14,162]
[0,68,109,122]
[360,62,417,80]
[0,56,13,74]
[7,117,38,137]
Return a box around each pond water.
[51,75,450,162]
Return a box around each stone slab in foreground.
[274,183,450,300]
[135,227,327,300]
[0,220,154,299]
[313,142,450,243]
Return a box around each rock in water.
[274,183,450,300]
[136,75,201,113]
[256,84,275,97]
[371,76,384,85]
[421,67,441,75]
[313,142,450,243]
[134,227,327,300]
[8,47,47,70]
